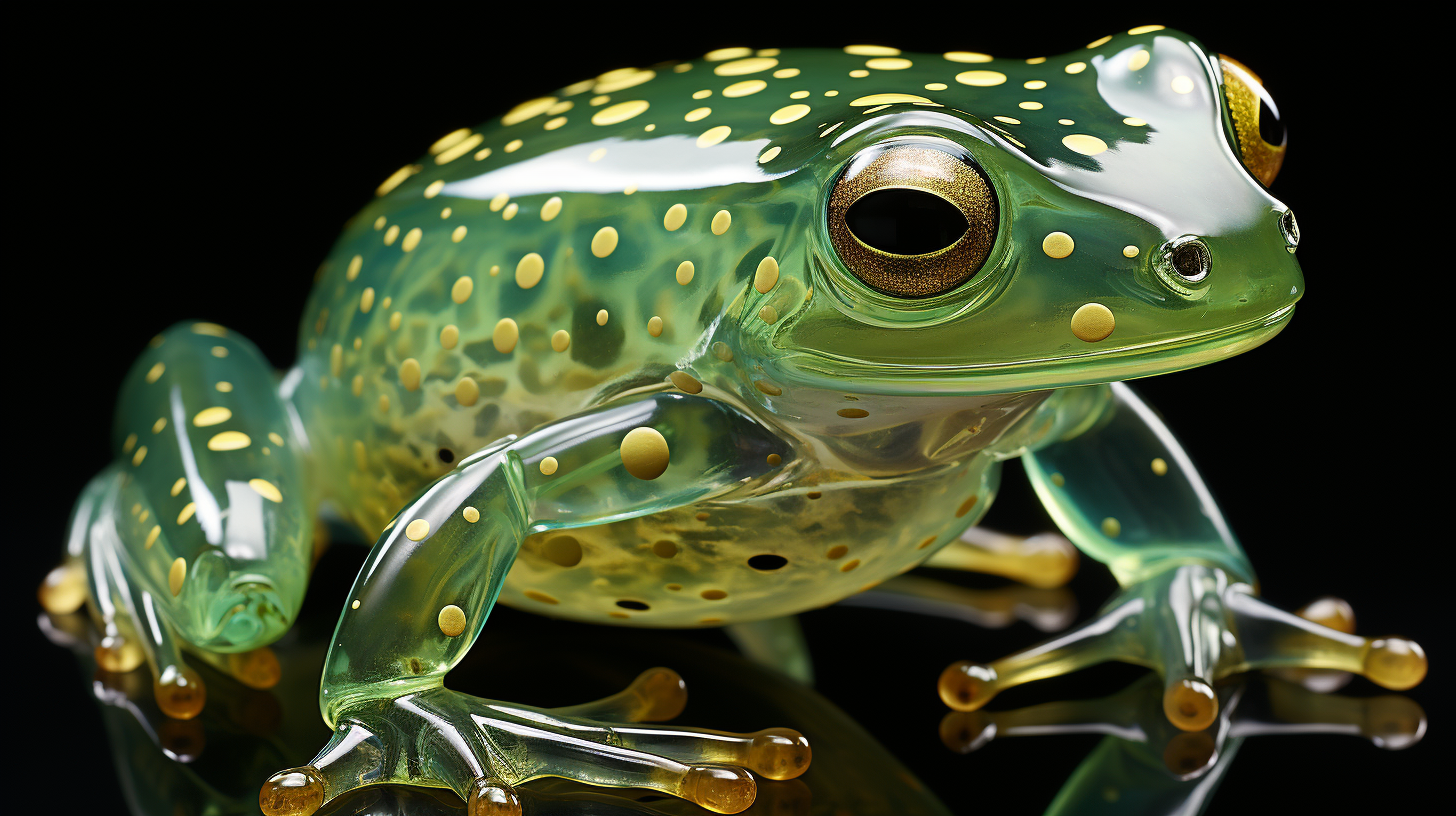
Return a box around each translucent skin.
[43,26,1427,813]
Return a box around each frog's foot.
[37,558,87,615]
[260,668,811,816]
[939,564,1428,731]
[925,527,1079,589]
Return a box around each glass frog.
[38,26,1429,816]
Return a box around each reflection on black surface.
[42,555,1429,816]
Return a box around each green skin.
[51,26,1424,815]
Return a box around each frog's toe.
[551,666,687,722]
[95,633,146,674]
[37,560,87,614]
[153,664,206,720]
[260,766,326,816]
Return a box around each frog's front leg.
[939,383,1427,730]
[261,392,810,816]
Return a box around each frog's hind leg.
[923,527,1079,589]
[45,322,313,715]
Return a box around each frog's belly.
[499,456,999,627]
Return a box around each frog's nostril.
[1169,239,1211,283]
[1279,209,1300,252]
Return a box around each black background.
[12,7,1441,815]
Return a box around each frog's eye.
[827,144,998,298]
[1219,55,1286,187]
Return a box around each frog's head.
[734,29,1300,398]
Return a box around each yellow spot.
[767,453,782,466]
[1129,24,1165,34]
[249,479,283,503]
[647,316,664,337]
[429,128,470,155]
[837,408,869,418]
[592,100,650,125]
[1101,517,1122,537]
[132,446,147,466]
[1124,116,1147,127]
[1023,80,1048,90]
[490,192,510,211]
[675,260,695,285]
[711,210,731,235]
[594,67,655,94]
[755,379,781,396]
[955,70,1007,86]
[384,224,399,245]
[770,104,811,124]
[1059,118,1075,125]
[1123,245,1140,258]
[169,557,187,596]
[1042,232,1075,259]
[452,225,467,242]
[588,147,608,163]
[177,502,196,525]
[1171,75,1195,94]
[145,525,160,550]
[1071,303,1116,342]
[502,202,518,220]
[330,343,343,377]
[669,371,703,394]
[714,57,777,76]
[438,605,467,637]
[753,256,780,293]
[216,381,232,392]
[759,146,781,163]
[697,125,731,147]
[1152,457,1169,476]
[1063,134,1109,156]
[376,165,416,196]
[1129,50,1151,71]
[351,599,360,609]
[516,253,545,288]
[839,560,861,573]
[525,590,560,605]
[360,287,375,313]
[541,196,563,221]
[723,79,768,97]
[790,90,810,99]
[503,97,557,125]
[544,116,567,130]
[596,309,609,325]
[346,255,362,281]
[773,67,800,78]
[463,506,480,523]
[171,477,186,497]
[1065,62,1087,74]
[424,179,445,198]
[449,275,474,304]
[123,433,137,453]
[145,362,166,384]
[440,325,460,349]
[956,495,979,518]
[454,377,479,407]
[845,44,899,56]
[759,305,778,324]
[866,57,912,70]
[551,329,571,352]
[621,427,670,480]
[944,51,991,63]
[592,226,619,257]
[400,227,422,252]
[389,312,402,331]
[1019,101,1043,110]
[540,456,559,476]
[405,518,431,541]
[207,431,251,451]
[1087,35,1113,48]
[994,116,1021,125]
[664,204,687,230]
[493,318,520,353]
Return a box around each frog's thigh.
[68,323,310,715]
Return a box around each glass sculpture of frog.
[40,26,1429,816]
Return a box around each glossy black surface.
[14,9,1440,815]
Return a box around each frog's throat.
[773,304,1295,397]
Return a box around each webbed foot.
[939,564,1427,731]
[261,668,810,815]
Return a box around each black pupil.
[1172,243,1209,279]
[845,188,969,256]
[1257,96,1284,147]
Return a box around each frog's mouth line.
[781,304,1296,396]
